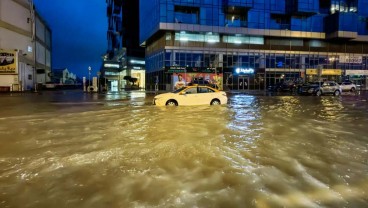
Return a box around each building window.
[175,32,219,43]
[330,0,357,13]
[174,5,199,24]
[223,35,264,45]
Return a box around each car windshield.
[172,87,187,93]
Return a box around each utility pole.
[88,66,91,91]
[29,0,37,92]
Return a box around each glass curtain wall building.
[104,0,146,91]
[140,0,368,91]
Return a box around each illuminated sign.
[235,68,254,74]
[345,70,368,75]
[339,55,362,64]
[306,69,342,75]
[104,63,120,68]
[277,62,283,67]
[130,60,145,64]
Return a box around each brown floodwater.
[0,91,367,207]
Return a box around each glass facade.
[140,0,368,90]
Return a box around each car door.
[197,87,211,105]
[329,82,338,93]
[323,82,331,93]
[177,87,198,105]
[340,82,347,91]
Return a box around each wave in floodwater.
[0,94,367,207]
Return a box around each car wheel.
[316,90,322,96]
[350,87,355,92]
[166,100,178,106]
[210,99,221,105]
[334,90,341,96]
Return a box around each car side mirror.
[179,91,186,95]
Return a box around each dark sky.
[33,0,107,78]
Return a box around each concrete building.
[52,68,77,85]
[0,0,52,91]
[103,0,145,92]
[140,0,368,91]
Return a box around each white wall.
[0,28,34,61]
[18,62,34,90]
[0,0,31,33]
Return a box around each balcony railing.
[174,13,198,24]
[225,20,247,27]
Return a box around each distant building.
[140,0,368,91]
[52,68,77,85]
[0,0,52,91]
[103,0,145,91]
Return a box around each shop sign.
[322,69,342,75]
[339,55,362,64]
[306,69,341,75]
[0,50,17,74]
[306,69,317,75]
[345,70,368,75]
[165,66,222,73]
[235,67,254,74]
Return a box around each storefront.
[164,66,223,90]
[103,57,145,91]
[265,68,303,88]
[345,70,368,90]
[305,69,343,82]
[223,67,266,91]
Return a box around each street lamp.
[88,66,91,89]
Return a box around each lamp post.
[88,66,91,90]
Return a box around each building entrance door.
[224,72,233,90]
[238,76,249,90]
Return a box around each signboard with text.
[165,66,222,74]
[339,55,362,64]
[306,69,342,75]
[345,70,368,75]
[0,50,17,74]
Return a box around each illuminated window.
[223,35,264,45]
[175,32,219,43]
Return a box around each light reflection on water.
[0,93,367,207]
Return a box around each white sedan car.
[153,86,228,106]
[339,81,357,92]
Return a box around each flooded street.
[0,91,368,208]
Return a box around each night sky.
[33,0,107,78]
